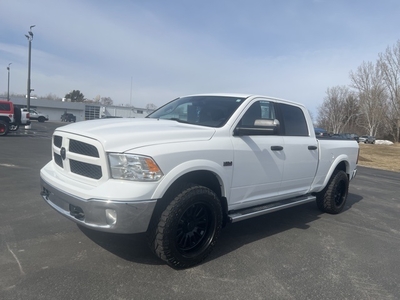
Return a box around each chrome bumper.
[40,178,157,234]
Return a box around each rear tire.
[316,170,349,214]
[0,120,9,136]
[148,184,223,269]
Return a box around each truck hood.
[55,118,216,152]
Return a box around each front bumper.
[41,178,157,234]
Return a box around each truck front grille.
[54,153,63,168]
[69,140,99,157]
[53,135,62,147]
[52,133,106,183]
[70,160,102,179]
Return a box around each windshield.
[147,95,246,127]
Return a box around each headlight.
[108,153,163,181]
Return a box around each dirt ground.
[358,142,400,172]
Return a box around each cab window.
[278,103,308,136]
[240,101,275,126]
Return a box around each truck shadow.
[210,192,362,262]
[78,227,162,265]
[78,192,363,267]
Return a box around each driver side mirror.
[234,119,280,136]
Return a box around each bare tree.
[350,61,387,137]
[42,93,61,101]
[378,40,400,142]
[100,97,113,106]
[317,86,358,133]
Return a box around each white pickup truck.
[40,94,359,268]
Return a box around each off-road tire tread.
[148,183,222,269]
[316,170,348,214]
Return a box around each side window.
[240,101,275,126]
[260,101,275,119]
[279,104,308,136]
[0,103,11,111]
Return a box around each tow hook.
[69,204,85,221]
[41,187,50,198]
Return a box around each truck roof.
[182,93,305,108]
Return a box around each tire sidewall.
[0,120,9,136]
[157,185,222,268]
[317,170,349,214]
[329,171,348,213]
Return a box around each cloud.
[1,0,400,116]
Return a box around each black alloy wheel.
[176,202,213,255]
[316,170,349,214]
[148,184,223,269]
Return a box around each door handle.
[271,146,283,151]
[308,145,317,150]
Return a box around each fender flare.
[151,159,230,200]
[318,154,350,191]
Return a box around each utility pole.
[25,25,35,111]
[7,63,11,101]
[130,76,133,107]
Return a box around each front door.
[230,100,285,210]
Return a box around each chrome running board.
[228,195,316,223]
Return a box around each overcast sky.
[1,0,399,116]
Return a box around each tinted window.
[147,96,246,127]
[279,104,308,136]
[240,101,275,126]
[0,103,11,111]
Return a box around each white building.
[7,96,154,122]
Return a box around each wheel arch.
[151,169,229,227]
[323,159,350,189]
[334,160,348,175]
[312,157,351,194]
[0,116,11,123]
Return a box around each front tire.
[316,170,349,214]
[0,120,9,136]
[148,184,223,269]
[38,116,46,122]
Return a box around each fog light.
[105,209,117,225]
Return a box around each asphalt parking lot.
[1,122,400,300]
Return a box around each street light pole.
[25,25,35,112]
[7,63,11,101]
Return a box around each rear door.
[277,103,318,197]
